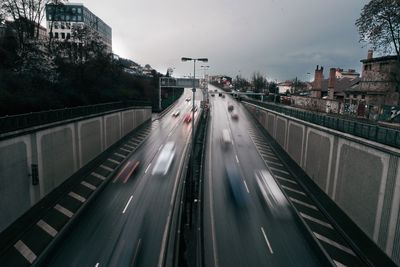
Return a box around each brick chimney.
[328,68,336,100]
[367,49,373,60]
[311,65,324,98]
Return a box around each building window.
[77,8,82,14]
[61,32,65,39]
[61,23,65,29]
[49,32,53,38]
[54,32,59,39]
[361,95,365,99]
[364,64,371,71]
[77,15,82,21]
[72,7,76,13]
[67,33,71,39]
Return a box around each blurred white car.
[172,109,180,117]
[255,170,292,219]
[152,142,176,175]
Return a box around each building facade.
[352,50,399,106]
[45,3,112,53]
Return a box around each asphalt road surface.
[42,88,202,267]
[202,85,331,267]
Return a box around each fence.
[0,101,151,135]
[244,99,400,149]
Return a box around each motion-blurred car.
[231,113,239,120]
[228,104,234,112]
[225,159,248,207]
[254,170,292,219]
[184,113,192,123]
[221,129,232,149]
[218,93,222,97]
[172,109,180,117]
[191,105,198,112]
[211,93,215,97]
[186,97,191,102]
[152,142,176,175]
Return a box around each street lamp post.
[201,65,210,101]
[181,57,208,226]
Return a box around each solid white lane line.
[128,141,137,146]
[132,239,142,265]
[281,185,306,196]
[158,137,190,267]
[91,172,106,180]
[107,158,120,165]
[37,220,58,237]
[243,180,250,193]
[168,131,173,137]
[68,192,86,203]
[95,263,100,267]
[333,260,347,267]
[300,212,334,229]
[122,195,133,214]
[145,163,151,174]
[269,167,290,175]
[100,164,114,172]
[275,175,298,185]
[114,152,126,158]
[289,197,318,210]
[260,227,274,254]
[120,147,131,153]
[14,240,37,264]
[158,145,163,151]
[54,204,74,218]
[209,134,219,267]
[313,232,356,256]
[235,155,239,163]
[81,181,96,190]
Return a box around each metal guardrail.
[0,101,151,135]
[244,99,400,149]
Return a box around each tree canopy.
[356,0,400,58]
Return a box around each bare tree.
[356,0,400,58]
[357,0,400,104]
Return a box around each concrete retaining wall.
[0,107,151,232]
[244,102,400,264]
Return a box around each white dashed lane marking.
[289,197,318,210]
[14,240,37,264]
[91,172,106,180]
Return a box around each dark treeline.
[0,21,161,116]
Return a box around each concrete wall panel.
[276,117,287,148]
[333,141,389,240]
[267,113,275,136]
[105,114,121,148]
[304,129,333,192]
[38,125,76,196]
[287,122,304,165]
[122,110,134,136]
[0,137,31,231]
[79,119,102,166]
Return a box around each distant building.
[345,50,399,106]
[45,3,112,53]
[335,68,360,80]
[311,65,360,101]
[277,81,292,94]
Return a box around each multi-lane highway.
[42,89,202,267]
[202,84,331,266]
[40,84,354,267]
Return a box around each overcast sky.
[77,0,370,81]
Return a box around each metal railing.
[0,101,151,135]
[244,99,400,149]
